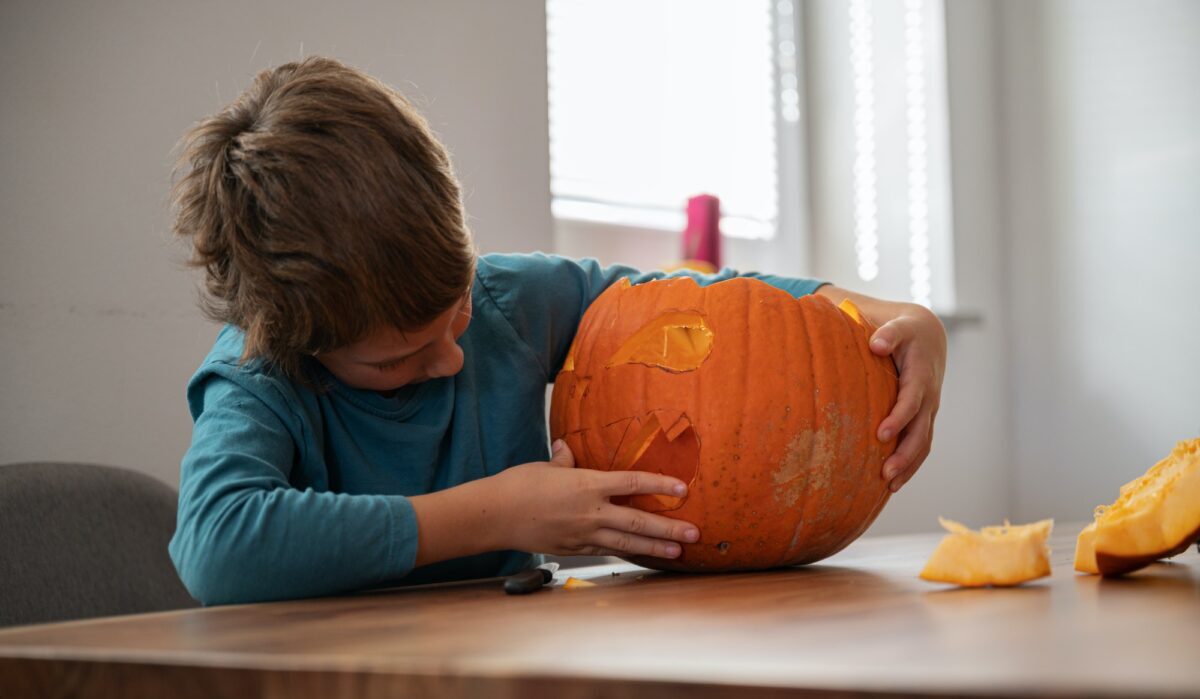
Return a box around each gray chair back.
[0,462,198,627]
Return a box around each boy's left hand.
[817,286,947,492]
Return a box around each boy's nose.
[424,343,464,379]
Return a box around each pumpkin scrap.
[550,277,899,572]
[1074,438,1200,576]
[920,517,1053,587]
[563,577,597,590]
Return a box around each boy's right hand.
[489,440,700,559]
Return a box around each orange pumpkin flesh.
[1074,438,1200,576]
[550,277,899,572]
[920,518,1054,587]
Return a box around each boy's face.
[316,292,473,394]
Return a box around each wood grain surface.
[0,525,1197,698]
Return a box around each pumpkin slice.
[1074,521,1100,574]
[1074,438,1200,576]
[920,517,1053,587]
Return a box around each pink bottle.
[681,194,722,270]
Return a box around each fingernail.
[879,429,893,441]
[551,439,565,454]
[664,544,681,557]
[889,480,902,493]
[672,483,687,496]
[871,338,889,352]
[684,528,699,542]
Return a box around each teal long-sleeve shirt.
[169,253,823,605]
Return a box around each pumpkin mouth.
[606,312,712,372]
[609,410,700,513]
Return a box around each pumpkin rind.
[1074,438,1200,576]
[920,518,1054,587]
[550,277,899,571]
[1074,522,1099,575]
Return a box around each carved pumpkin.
[1074,438,1200,576]
[920,518,1054,587]
[550,276,899,571]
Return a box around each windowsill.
[554,211,976,327]
[936,311,983,332]
[552,200,776,241]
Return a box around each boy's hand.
[490,440,700,559]
[817,286,947,493]
[867,301,946,492]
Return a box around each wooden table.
[1,526,1197,698]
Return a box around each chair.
[0,462,198,628]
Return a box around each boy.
[169,57,946,605]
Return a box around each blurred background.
[1,0,1196,536]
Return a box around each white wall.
[0,1,553,486]
[882,0,1200,532]
[862,0,1012,534]
[1000,0,1200,523]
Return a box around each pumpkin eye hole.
[606,312,713,372]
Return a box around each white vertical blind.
[903,0,934,306]
[810,0,955,309]
[546,0,779,239]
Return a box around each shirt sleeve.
[474,252,826,381]
[168,370,418,605]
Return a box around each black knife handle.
[504,567,551,595]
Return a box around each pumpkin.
[920,518,1054,587]
[1074,438,1200,576]
[549,276,899,571]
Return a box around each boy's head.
[172,56,475,384]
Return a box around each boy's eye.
[373,357,408,371]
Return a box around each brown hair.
[171,56,475,380]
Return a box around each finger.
[891,410,936,492]
[599,507,700,544]
[548,439,575,468]
[878,377,924,442]
[586,528,684,559]
[869,318,909,356]
[882,409,933,482]
[597,469,688,498]
[889,439,930,492]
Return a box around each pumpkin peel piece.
[1075,438,1200,576]
[837,298,868,327]
[920,517,1053,587]
[652,409,691,442]
[1074,521,1099,574]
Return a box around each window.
[547,0,956,309]
[546,0,784,239]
